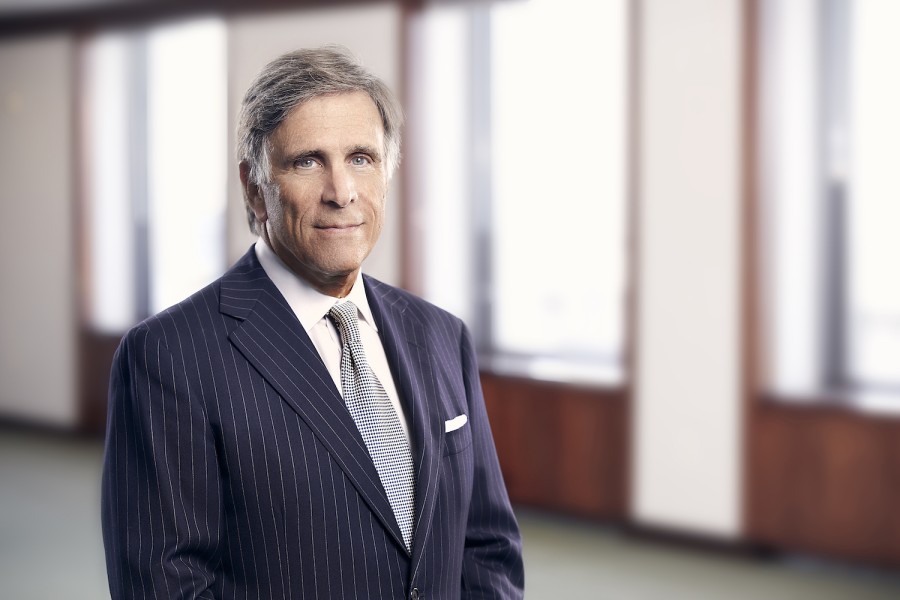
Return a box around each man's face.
[247,90,388,297]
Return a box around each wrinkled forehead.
[281,91,385,137]
[268,91,386,160]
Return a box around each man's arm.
[101,324,222,599]
[459,324,525,599]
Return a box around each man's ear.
[239,161,268,224]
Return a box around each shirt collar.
[254,238,378,333]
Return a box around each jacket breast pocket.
[443,421,473,456]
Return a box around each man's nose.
[323,164,356,207]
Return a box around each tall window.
[407,0,630,385]
[82,18,227,332]
[758,0,900,410]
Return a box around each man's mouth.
[316,223,361,230]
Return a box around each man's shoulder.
[123,248,261,343]
[121,278,222,345]
[363,274,465,331]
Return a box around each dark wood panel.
[480,373,628,519]
[746,402,900,567]
[78,330,121,435]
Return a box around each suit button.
[410,588,421,600]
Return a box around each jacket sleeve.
[459,324,525,599]
[101,324,222,599]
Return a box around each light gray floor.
[2,427,899,599]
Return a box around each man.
[101,46,524,599]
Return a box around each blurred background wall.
[0,33,77,427]
[1,0,899,576]
[633,0,742,538]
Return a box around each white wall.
[0,34,78,426]
[632,0,743,537]
[226,3,403,286]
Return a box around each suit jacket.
[101,248,524,599]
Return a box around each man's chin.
[309,259,367,287]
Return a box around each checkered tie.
[329,301,415,551]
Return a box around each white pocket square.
[444,414,468,433]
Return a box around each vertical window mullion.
[127,33,152,322]
[470,4,494,357]
[819,0,851,391]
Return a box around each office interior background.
[2,0,900,597]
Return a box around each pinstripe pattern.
[101,248,524,599]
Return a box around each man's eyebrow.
[348,144,383,160]
[286,148,322,160]
[284,145,383,163]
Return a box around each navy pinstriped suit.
[101,248,524,599]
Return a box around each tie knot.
[329,301,361,345]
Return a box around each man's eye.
[351,156,370,166]
[296,158,316,169]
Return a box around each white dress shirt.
[255,239,411,441]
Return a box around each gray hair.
[237,45,403,234]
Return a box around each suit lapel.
[219,250,407,551]
[364,277,445,566]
